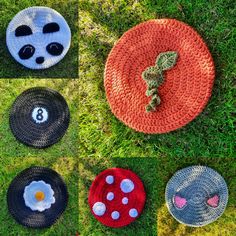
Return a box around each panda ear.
[43,22,60,33]
[15,25,33,37]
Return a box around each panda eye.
[15,25,33,37]
[43,22,60,33]
[46,42,64,56]
[18,44,35,59]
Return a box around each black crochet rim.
[7,166,69,229]
[9,87,70,148]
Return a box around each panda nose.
[36,57,45,64]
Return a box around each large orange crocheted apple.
[104,19,215,134]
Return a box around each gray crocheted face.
[165,166,228,227]
[6,7,71,69]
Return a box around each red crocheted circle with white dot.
[88,168,146,228]
[104,19,215,134]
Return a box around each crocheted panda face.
[6,7,71,69]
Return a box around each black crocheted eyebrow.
[43,22,60,33]
[15,25,33,37]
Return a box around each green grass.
[79,0,235,235]
[0,0,235,235]
[0,0,78,78]
[0,156,78,236]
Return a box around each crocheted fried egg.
[23,180,55,212]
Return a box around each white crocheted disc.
[6,6,71,69]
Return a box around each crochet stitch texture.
[104,19,215,134]
[165,166,228,227]
[142,51,178,112]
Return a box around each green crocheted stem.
[142,51,178,112]
[146,93,161,112]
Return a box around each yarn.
[7,167,68,228]
[104,19,215,133]
[165,166,228,227]
[6,7,71,69]
[9,87,70,148]
[88,168,146,228]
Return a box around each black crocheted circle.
[9,87,70,148]
[7,166,68,229]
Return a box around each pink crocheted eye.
[174,195,187,209]
[207,195,219,207]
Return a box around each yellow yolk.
[35,191,45,201]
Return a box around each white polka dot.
[92,202,106,216]
[111,211,120,220]
[106,175,114,184]
[122,197,128,205]
[120,179,134,193]
[106,192,114,201]
[129,208,138,218]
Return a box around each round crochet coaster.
[7,166,68,229]
[165,166,228,227]
[88,168,146,228]
[104,19,215,134]
[9,87,70,148]
[6,6,71,69]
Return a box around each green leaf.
[156,51,178,71]
[142,51,178,112]
[142,66,159,81]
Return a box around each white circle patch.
[92,202,106,216]
[106,192,114,201]
[129,208,138,218]
[111,211,120,220]
[122,197,129,205]
[106,175,114,184]
[120,179,134,193]
[32,107,48,124]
